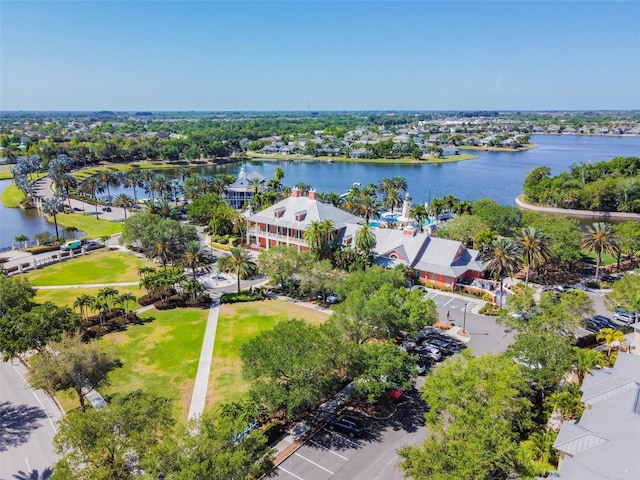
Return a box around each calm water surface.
[1,135,639,248]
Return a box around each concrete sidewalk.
[187,301,220,420]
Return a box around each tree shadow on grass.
[0,400,48,452]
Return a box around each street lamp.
[463,303,468,333]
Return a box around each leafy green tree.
[217,248,258,293]
[521,211,582,269]
[615,220,640,269]
[148,413,274,480]
[299,259,342,301]
[605,272,640,318]
[437,214,489,247]
[473,198,521,236]
[0,275,35,317]
[399,353,531,480]
[29,333,119,411]
[52,390,174,479]
[582,222,619,281]
[240,319,348,420]
[352,342,414,403]
[257,245,312,290]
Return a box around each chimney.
[403,226,417,237]
[291,187,300,198]
[308,189,317,200]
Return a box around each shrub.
[138,293,162,306]
[479,303,500,316]
[210,241,231,251]
[167,294,186,308]
[154,300,177,310]
[220,290,264,304]
[27,245,61,254]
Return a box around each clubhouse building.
[246,189,485,288]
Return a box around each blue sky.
[1,1,639,111]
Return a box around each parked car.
[61,240,82,250]
[102,206,112,212]
[584,318,601,333]
[593,315,619,330]
[211,275,226,281]
[326,293,340,304]
[399,340,416,353]
[327,413,364,437]
[416,361,430,376]
[614,308,637,324]
[414,344,442,362]
[422,338,454,356]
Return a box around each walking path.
[187,301,220,420]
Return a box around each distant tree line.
[523,156,640,212]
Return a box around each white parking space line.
[294,452,335,474]
[277,465,305,480]
[443,297,455,307]
[308,439,349,460]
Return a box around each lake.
[1,134,639,248]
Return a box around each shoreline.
[515,195,640,221]
[246,153,478,164]
[458,143,537,153]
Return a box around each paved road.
[0,360,62,480]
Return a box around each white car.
[326,293,340,304]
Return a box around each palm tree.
[295,182,311,195]
[390,176,408,193]
[56,172,77,211]
[355,223,376,267]
[596,327,625,357]
[442,194,459,213]
[452,199,473,215]
[383,188,402,214]
[73,294,95,321]
[113,193,136,219]
[571,347,605,385]
[378,177,394,196]
[518,227,550,287]
[233,214,247,246]
[81,176,103,218]
[217,248,258,293]
[122,170,144,204]
[274,167,285,182]
[97,170,120,205]
[179,240,215,280]
[430,197,445,222]
[15,234,29,249]
[117,293,138,315]
[482,238,521,309]
[147,231,177,269]
[582,222,619,282]
[304,220,325,257]
[97,287,119,312]
[409,205,428,232]
[175,166,191,182]
[42,196,63,239]
[183,279,205,301]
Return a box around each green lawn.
[54,212,123,238]
[35,285,142,309]
[207,300,329,407]
[25,250,155,286]
[1,184,24,207]
[101,307,210,421]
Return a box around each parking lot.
[274,388,429,480]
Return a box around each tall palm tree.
[65,226,79,239]
[113,193,136,219]
[42,196,63,239]
[390,176,408,193]
[383,188,402,214]
[217,248,258,293]
[482,238,522,309]
[117,293,138,315]
[147,231,177,269]
[122,170,144,204]
[97,170,120,205]
[179,240,215,280]
[175,166,191,182]
[295,182,311,195]
[355,223,376,267]
[56,172,77,211]
[596,327,625,358]
[274,167,285,182]
[73,294,95,321]
[304,220,325,257]
[442,194,459,213]
[409,205,428,232]
[518,226,550,287]
[430,197,445,222]
[80,176,103,218]
[378,177,394,196]
[571,347,605,385]
[582,222,619,281]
